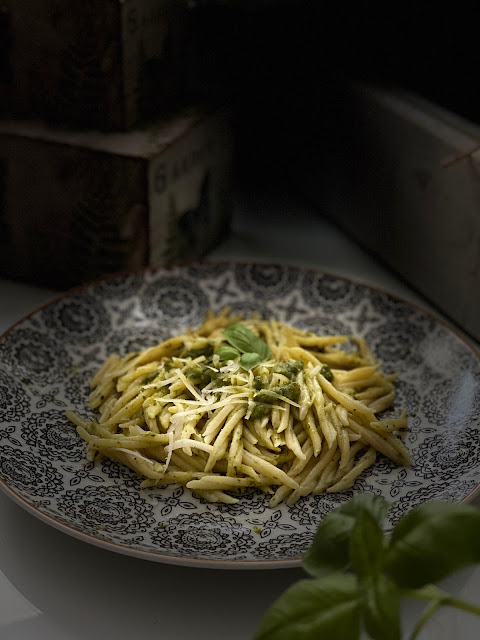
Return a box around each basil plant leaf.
[253,574,362,640]
[224,323,271,360]
[302,512,354,577]
[385,502,480,588]
[303,493,390,578]
[215,345,240,361]
[363,574,402,640]
[349,509,385,581]
[239,352,264,370]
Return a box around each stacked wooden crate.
[0,0,232,288]
[288,83,480,342]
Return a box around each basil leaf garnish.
[385,502,480,588]
[223,323,271,360]
[302,512,354,577]
[363,575,401,640]
[256,494,480,640]
[303,493,390,578]
[349,509,385,581]
[215,345,241,361]
[239,352,264,370]
[253,574,362,640]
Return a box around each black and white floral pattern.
[100,457,145,488]
[105,326,172,356]
[247,509,296,539]
[61,461,104,487]
[0,262,479,567]
[150,511,255,557]
[303,271,363,313]
[42,292,110,345]
[0,369,30,421]
[140,276,209,327]
[93,272,145,300]
[294,313,350,337]
[256,531,316,559]
[20,410,84,462]
[0,445,63,497]
[214,487,270,516]
[56,485,156,534]
[393,379,421,416]
[0,329,72,385]
[365,320,427,371]
[222,299,272,321]
[234,263,299,299]
[388,479,480,526]
[413,427,480,481]
[149,486,197,517]
[64,368,96,407]
[421,373,480,428]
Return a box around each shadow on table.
[0,495,304,640]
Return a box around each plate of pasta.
[0,262,479,568]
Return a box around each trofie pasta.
[66,309,411,506]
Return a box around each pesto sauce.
[184,363,217,388]
[142,371,159,385]
[274,360,304,379]
[254,390,279,405]
[250,402,273,419]
[180,343,214,359]
[269,382,301,402]
[253,374,269,390]
[320,364,334,382]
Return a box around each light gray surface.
[0,190,479,639]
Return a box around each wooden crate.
[290,84,480,342]
[0,0,187,130]
[0,108,232,289]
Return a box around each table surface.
[1,188,479,640]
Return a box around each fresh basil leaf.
[253,574,362,640]
[385,502,480,588]
[215,345,240,361]
[239,352,264,370]
[363,574,401,640]
[349,509,385,581]
[224,323,271,360]
[303,494,389,578]
[302,512,354,577]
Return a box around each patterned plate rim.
[1,259,479,569]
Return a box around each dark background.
[2,1,478,176]
[185,1,479,178]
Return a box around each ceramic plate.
[1,262,479,569]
